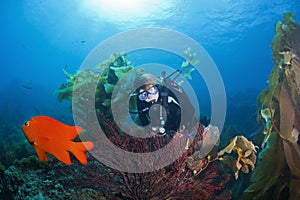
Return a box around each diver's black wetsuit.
[136,83,196,135]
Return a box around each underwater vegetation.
[56,52,136,120]
[240,12,300,200]
[0,163,21,200]
[1,117,258,199]
[71,117,234,199]
[0,124,34,199]
[6,12,300,199]
[49,48,257,199]
[0,124,34,167]
[56,49,197,122]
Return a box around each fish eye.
[24,121,30,127]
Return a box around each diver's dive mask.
[138,85,159,102]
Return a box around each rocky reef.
[1,117,258,199]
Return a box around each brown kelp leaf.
[243,150,253,158]
[243,158,255,170]
[283,140,300,178]
[217,136,237,156]
[217,136,258,179]
[289,178,300,200]
[241,162,249,174]
[243,133,285,198]
[279,84,295,141]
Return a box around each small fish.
[22,116,94,165]
[22,81,32,90]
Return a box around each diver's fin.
[70,142,94,165]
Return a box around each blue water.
[1,0,299,126]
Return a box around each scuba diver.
[130,71,203,137]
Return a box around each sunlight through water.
[80,0,174,26]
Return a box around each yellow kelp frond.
[217,136,258,179]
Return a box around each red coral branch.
[68,115,232,199]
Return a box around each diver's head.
[134,73,159,89]
[134,73,160,103]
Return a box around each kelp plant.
[241,12,300,200]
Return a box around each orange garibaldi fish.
[22,116,94,165]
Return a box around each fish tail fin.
[70,141,94,165]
